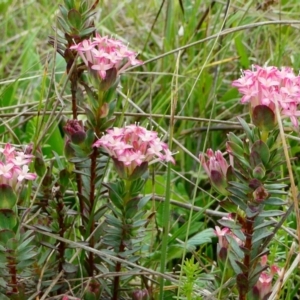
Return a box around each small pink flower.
[0,143,16,161]
[0,162,14,179]
[256,271,273,299]
[214,226,230,248]
[253,257,282,300]
[0,143,37,190]
[16,165,37,182]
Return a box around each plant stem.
[112,179,132,300]
[70,66,78,120]
[56,194,66,273]
[7,253,18,295]
[239,215,255,300]
[112,240,125,300]
[87,147,98,277]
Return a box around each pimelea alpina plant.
[0,143,36,299]
[49,1,176,299]
[93,124,174,299]
[199,65,296,300]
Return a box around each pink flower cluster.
[232,65,300,127]
[0,143,36,190]
[93,124,175,177]
[254,255,281,299]
[70,33,143,80]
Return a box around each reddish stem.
[7,252,18,295]
[112,239,125,300]
[87,147,98,277]
[239,216,255,300]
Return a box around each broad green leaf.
[186,228,215,250]
[251,140,270,165]
[0,209,17,230]
[0,185,17,210]
[68,9,82,28]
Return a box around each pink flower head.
[0,143,36,190]
[253,258,282,300]
[232,65,300,128]
[70,32,143,80]
[93,124,175,178]
[199,149,229,195]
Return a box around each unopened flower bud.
[132,288,149,300]
[199,149,229,196]
[253,163,266,179]
[64,120,86,145]
[253,185,269,202]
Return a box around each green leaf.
[228,252,242,275]
[218,219,242,230]
[254,220,276,230]
[227,186,248,199]
[251,140,270,165]
[64,0,75,10]
[34,225,53,232]
[79,27,96,37]
[57,15,70,32]
[252,230,273,244]
[264,183,287,189]
[106,214,122,227]
[186,228,215,250]
[63,262,78,274]
[226,234,244,259]
[234,35,250,68]
[245,207,260,218]
[0,209,17,231]
[17,250,36,261]
[0,229,15,244]
[227,140,244,157]
[259,210,285,217]
[219,199,239,213]
[228,195,247,211]
[68,9,82,28]
[0,185,17,209]
[137,195,152,210]
[237,117,254,143]
[263,197,287,205]
[17,259,36,269]
[59,4,68,19]
[231,229,246,242]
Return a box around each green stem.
[159,162,172,299]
